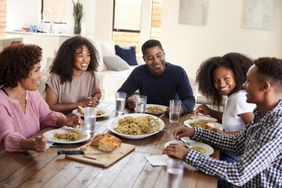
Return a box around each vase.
[74,26,81,34]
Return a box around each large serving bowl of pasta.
[108,113,165,139]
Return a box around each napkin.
[145,154,170,166]
[145,154,197,170]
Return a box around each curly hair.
[0,44,42,88]
[254,57,282,88]
[196,53,253,106]
[141,39,164,55]
[49,36,99,83]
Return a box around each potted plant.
[73,0,83,34]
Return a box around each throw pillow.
[100,41,115,56]
[103,55,130,71]
[115,45,137,66]
[92,40,105,72]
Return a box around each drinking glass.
[166,159,184,188]
[83,107,96,134]
[169,100,182,123]
[115,92,126,115]
[135,95,147,113]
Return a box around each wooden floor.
[0,102,218,188]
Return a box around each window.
[41,0,67,23]
[113,0,142,32]
[112,0,163,54]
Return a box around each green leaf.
[73,0,83,27]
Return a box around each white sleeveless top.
[222,90,256,131]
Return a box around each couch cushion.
[100,41,115,56]
[92,41,105,72]
[115,45,137,66]
[103,55,130,71]
[96,65,139,101]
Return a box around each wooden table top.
[0,102,218,188]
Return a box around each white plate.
[190,114,218,122]
[145,104,168,115]
[72,107,111,118]
[180,137,195,144]
[43,129,91,144]
[184,119,223,131]
[108,113,165,139]
[164,140,214,156]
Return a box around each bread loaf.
[90,133,121,152]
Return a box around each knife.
[57,150,103,155]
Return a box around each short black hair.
[141,39,163,55]
[196,53,253,106]
[0,44,42,88]
[254,57,282,87]
[50,36,99,83]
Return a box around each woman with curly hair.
[0,44,82,153]
[45,36,101,114]
[196,53,256,163]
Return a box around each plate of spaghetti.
[108,113,165,139]
[184,119,223,131]
[145,104,167,115]
[43,128,91,144]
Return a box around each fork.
[180,137,192,149]
[150,113,166,126]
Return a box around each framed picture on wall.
[178,0,209,26]
[242,0,274,30]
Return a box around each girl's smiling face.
[212,66,236,96]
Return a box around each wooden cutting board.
[66,143,135,168]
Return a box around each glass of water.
[115,92,126,115]
[135,95,147,113]
[166,159,184,188]
[169,100,182,123]
[83,107,96,135]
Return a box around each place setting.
[184,112,223,132]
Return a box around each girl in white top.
[196,53,256,163]
[222,90,255,132]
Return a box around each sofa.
[40,40,143,102]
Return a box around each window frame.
[41,0,67,24]
[112,0,142,33]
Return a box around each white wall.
[6,0,41,31]
[6,0,96,36]
[6,0,152,43]
[161,0,282,79]
[92,0,113,40]
[6,0,282,78]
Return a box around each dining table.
[0,101,219,188]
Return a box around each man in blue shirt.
[117,39,195,114]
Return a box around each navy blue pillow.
[115,45,137,66]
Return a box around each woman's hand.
[87,96,99,107]
[173,126,194,140]
[128,95,137,110]
[195,104,210,115]
[20,136,48,152]
[163,144,190,160]
[66,114,83,128]
[32,136,48,152]
[78,96,99,107]
[57,115,83,128]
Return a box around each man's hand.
[128,95,138,109]
[163,144,190,160]
[173,126,194,140]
